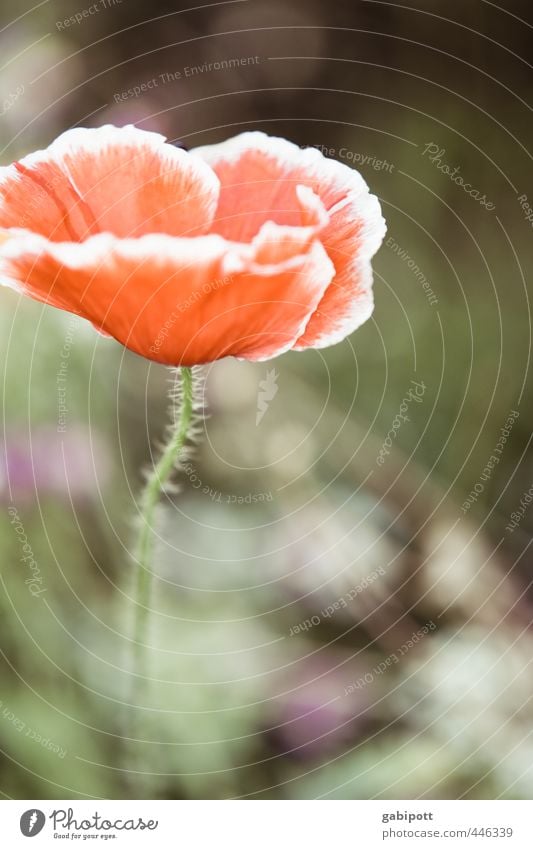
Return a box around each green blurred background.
[1,0,533,799]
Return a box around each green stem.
[128,366,194,792]
[132,366,194,679]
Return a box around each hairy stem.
[128,366,195,790]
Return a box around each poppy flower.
[0,126,385,366]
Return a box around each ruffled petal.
[0,210,334,365]
[193,131,385,348]
[0,125,219,242]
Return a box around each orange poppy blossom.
[0,125,385,366]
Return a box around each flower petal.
[0,125,219,242]
[0,223,334,366]
[193,131,386,348]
